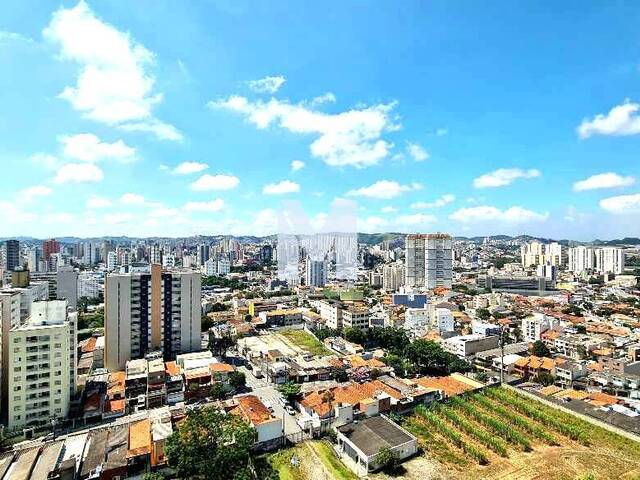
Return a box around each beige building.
[7,300,76,429]
[105,266,201,371]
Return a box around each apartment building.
[382,263,404,292]
[567,246,624,274]
[405,233,452,289]
[522,313,556,342]
[342,305,370,330]
[105,265,201,371]
[7,300,76,429]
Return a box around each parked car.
[285,405,296,415]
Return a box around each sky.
[1,0,640,240]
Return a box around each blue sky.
[1,1,640,239]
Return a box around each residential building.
[104,266,201,371]
[382,263,404,292]
[43,239,60,269]
[442,334,499,358]
[595,247,625,274]
[342,304,370,330]
[4,240,20,272]
[522,313,556,342]
[405,233,452,289]
[305,257,327,287]
[56,266,78,309]
[7,300,77,428]
[0,290,21,420]
[568,246,597,274]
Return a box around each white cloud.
[184,199,225,212]
[572,172,635,191]
[119,192,145,204]
[104,212,134,224]
[346,180,421,199]
[54,163,103,184]
[190,174,240,191]
[20,185,53,200]
[43,1,181,141]
[311,92,336,106]
[30,153,60,171]
[577,101,640,139]
[397,213,437,225]
[449,205,548,223]
[254,208,277,235]
[358,216,388,232]
[406,142,429,161]
[0,30,34,44]
[290,160,305,171]
[58,133,135,162]
[599,193,640,214]
[411,194,455,209]
[263,180,300,195]
[247,75,286,94]
[473,168,541,188]
[86,195,112,209]
[381,206,396,213]
[172,161,209,175]
[209,95,398,168]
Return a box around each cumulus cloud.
[263,180,300,195]
[119,193,145,204]
[449,205,548,223]
[290,160,305,171]
[247,75,286,94]
[411,194,455,209]
[43,1,181,141]
[54,163,103,184]
[209,95,398,168]
[20,185,53,200]
[172,161,209,175]
[358,216,388,232]
[86,195,112,209]
[406,142,429,161]
[572,172,635,191]
[346,180,422,199]
[184,199,225,212]
[577,101,640,139]
[58,133,135,162]
[473,168,541,188]
[311,92,336,106]
[190,174,240,191]
[599,193,640,214]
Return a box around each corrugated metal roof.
[30,441,63,480]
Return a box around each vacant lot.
[389,386,640,480]
[279,329,332,356]
[268,440,357,480]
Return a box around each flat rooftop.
[337,416,414,458]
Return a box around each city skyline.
[2,1,640,240]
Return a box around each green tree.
[476,308,491,321]
[209,333,236,357]
[165,407,257,480]
[278,382,301,403]
[209,382,227,400]
[531,340,551,358]
[533,372,555,386]
[329,366,349,382]
[343,327,367,345]
[143,473,166,480]
[575,325,587,334]
[404,339,470,376]
[375,447,399,473]
[228,371,246,392]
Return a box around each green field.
[399,386,640,480]
[279,329,332,356]
[268,441,357,480]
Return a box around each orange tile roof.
[586,392,618,406]
[540,385,562,396]
[210,363,235,373]
[81,337,97,354]
[414,375,475,397]
[587,362,604,372]
[231,395,275,425]
[107,371,125,397]
[105,399,125,413]
[184,367,211,380]
[346,355,385,369]
[300,380,402,416]
[127,419,151,458]
[165,361,181,377]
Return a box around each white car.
[285,405,296,415]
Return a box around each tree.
[533,372,555,386]
[476,308,491,321]
[209,382,227,400]
[344,327,367,346]
[228,371,246,392]
[143,473,166,480]
[531,340,551,358]
[575,325,587,334]
[329,366,349,382]
[404,339,469,376]
[562,304,583,316]
[201,315,214,332]
[209,333,236,357]
[375,447,399,473]
[278,382,301,403]
[211,302,229,312]
[165,407,257,480]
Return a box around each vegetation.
[228,371,246,391]
[278,381,302,403]
[165,406,257,480]
[404,339,471,376]
[375,446,399,473]
[531,340,551,358]
[202,275,245,290]
[343,326,367,346]
[476,308,491,321]
[280,329,332,356]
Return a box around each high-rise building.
[43,239,60,266]
[4,240,20,272]
[197,244,210,266]
[56,266,78,309]
[521,241,567,268]
[595,247,625,275]
[105,266,201,371]
[150,244,162,265]
[382,263,404,292]
[107,251,117,271]
[405,233,452,289]
[261,245,273,265]
[27,247,40,273]
[305,257,327,287]
[0,290,21,420]
[7,300,77,429]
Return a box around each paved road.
[238,365,302,436]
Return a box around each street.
[237,365,302,436]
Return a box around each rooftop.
[337,415,414,458]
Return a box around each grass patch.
[309,440,358,480]
[268,447,306,480]
[280,329,332,356]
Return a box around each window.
[13,338,21,343]
[13,347,20,353]
[13,367,21,372]
[13,386,21,392]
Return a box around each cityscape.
[2,2,640,480]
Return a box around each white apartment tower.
[305,257,327,288]
[105,266,201,371]
[568,246,596,274]
[405,233,452,289]
[382,264,405,292]
[595,247,625,274]
[7,300,77,429]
